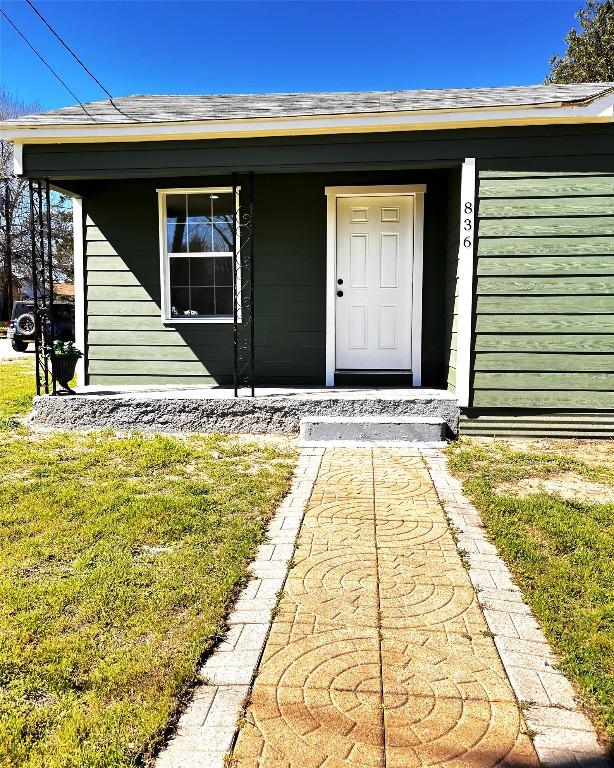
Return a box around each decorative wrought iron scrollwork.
[232,172,255,397]
[28,179,57,396]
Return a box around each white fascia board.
[1,95,613,144]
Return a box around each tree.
[547,0,614,83]
[0,89,73,321]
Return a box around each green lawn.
[0,359,296,767]
[446,438,614,749]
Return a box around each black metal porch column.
[232,171,255,397]
[27,178,56,396]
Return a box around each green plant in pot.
[51,341,82,394]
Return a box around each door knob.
[337,290,343,297]
[337,278,343,285]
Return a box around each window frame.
[157,186,241,324]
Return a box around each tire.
[11,339,28,352]
[15,313,35,335]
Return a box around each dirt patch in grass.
[496,471,614,504]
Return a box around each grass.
[446,438,614,749]
[0,359,297,767]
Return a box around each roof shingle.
[4,83,614,126]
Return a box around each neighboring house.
[1,83,613,434]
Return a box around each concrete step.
[300,415,447,444]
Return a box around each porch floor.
[30,386,459,437]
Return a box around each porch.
[29,385,459,437]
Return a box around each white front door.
[335,195,414,371]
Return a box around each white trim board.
[72,198,86,386]
[455,159,476,408]
[324,185,425,387]
[3,93,614,146]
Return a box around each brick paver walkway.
[233,448,538,768]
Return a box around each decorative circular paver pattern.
[232,448,539,768]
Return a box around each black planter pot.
[52,355,78,394]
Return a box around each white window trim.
[157,186,241,324]
[72,197,86,385]
[324,184,426,387]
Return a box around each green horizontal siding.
[473,170,614,410]
[472,391,614,408]
[477,256,614,276]
[474,372,614,390]
[478,196,614,218]
[479,216,614,237]
[474,353,614,372]
[475,334,614,353]
[475,315,614,333]
[478,236,614,256]
[479,175,614,198]
[460,410,614,439]
[476,276,614,294]
[475,295,614,313]
[22,124,614,180]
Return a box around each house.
[1,83,614,437]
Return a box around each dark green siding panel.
[22,125,614,180]
[478,175,614,198]
[474,334,614,353]
[474,353,614,372]
[474,372,614,390]
[477,256,614,276]
[479,216,614,237]
[477,236,614,256]
[475,295,614,313]
[476,277,614,294]
[475,315,614,333]
[479,197,614,218]
[473,391,614,408]
[89,375,220,386]
[88,301,160,316]
[479,170,614,178]
[473,167,614,409]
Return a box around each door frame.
[324,184,426,387]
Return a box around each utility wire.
[25,0,121,113]
[0,7,96,121]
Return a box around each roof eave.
[2,96,613,145]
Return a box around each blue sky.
[1,0,579,112]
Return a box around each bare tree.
[1,89,74,320]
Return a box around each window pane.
[211,219,233,252]
[188,221,212,252]
[191,287,215,316]
[187,194,209,222]
[167,222,187,253]
[170,286,190,317]
[215,256,233,286]
[211,192,233,220]
[169,257,189,285]
[166,195,188,253]
[190,257,215,286]
[215,287,233,315]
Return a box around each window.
[159,188,238,322]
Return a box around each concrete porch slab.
[29,386,459,436]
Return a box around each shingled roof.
[5,83,614,126]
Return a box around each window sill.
[162,316,240,325]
